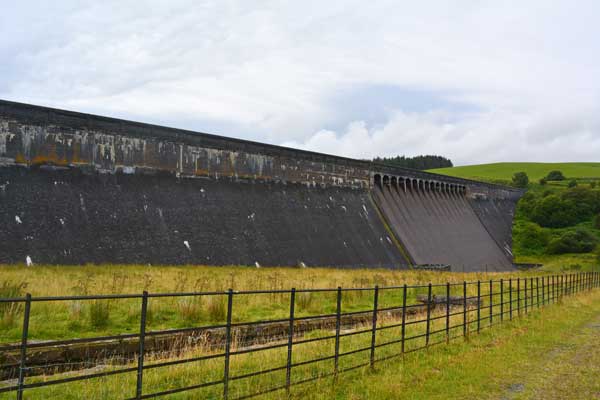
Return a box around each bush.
[545,170,565,181]
[513,222,550,255]
[591,181,597,189]
[595,214,600,229]
[561,187,600,219]
[516,192,538,219]
[512,171,529,188]
[546,229,599,254]
[568,179,578,188]
[530,195,581,228]
[539,178,547,185]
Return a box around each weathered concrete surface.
[467,188,522,260]
[0,100,523,269]
[0,166,403,267]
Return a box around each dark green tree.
[546,229,598,254]
[568,179,578,188]
[512,171,529,188]
[530,195,580,228]
[545,170,565,181]
[513,222,550,255]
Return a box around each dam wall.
[0,100,523,270]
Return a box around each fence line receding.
[0,271,598,399]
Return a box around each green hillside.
[429,162,600,181]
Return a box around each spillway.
[372,181,514,271]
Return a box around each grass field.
[429,162,600,181]
[2,273,598,399]
[0,265,554,343]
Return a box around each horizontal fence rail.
[0,271,598,399]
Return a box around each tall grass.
[0,264,559,343]
[0,281,27,329]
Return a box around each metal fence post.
[223,289,234,400]
[463,281,468,337]
[476,281,481,333]
[370,285,379,368]
[524,278,528,314]
[500,279,504,322]
[541,277,545,306]
[587,272,591,290]
[17,293,31,400]
[509,279,513,320]
[334,287,342,376]
[535,277,539,308]
[426,283,432,346]
[568,274,575,295]
[517,278,521,316]
[570,274,573,295]
[445,282,450,343]
[588,272,591,291]
[286,288,296,394]
[135,291,149,399]
[401,284,407,353]
[489,280,493,326]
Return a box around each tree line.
[373,155,453,170]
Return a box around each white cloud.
[1,1,600,164]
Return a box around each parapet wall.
[0,100,517,193]
[0,100,523,270]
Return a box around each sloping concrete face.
[371,179,516,272]
[0,166,404,267]
[0,100,522,270]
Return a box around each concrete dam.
[0,100,523,271]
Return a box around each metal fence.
[0,271,598,399]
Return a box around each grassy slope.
[429,162,600,181]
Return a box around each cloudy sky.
[2,1,600,165]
